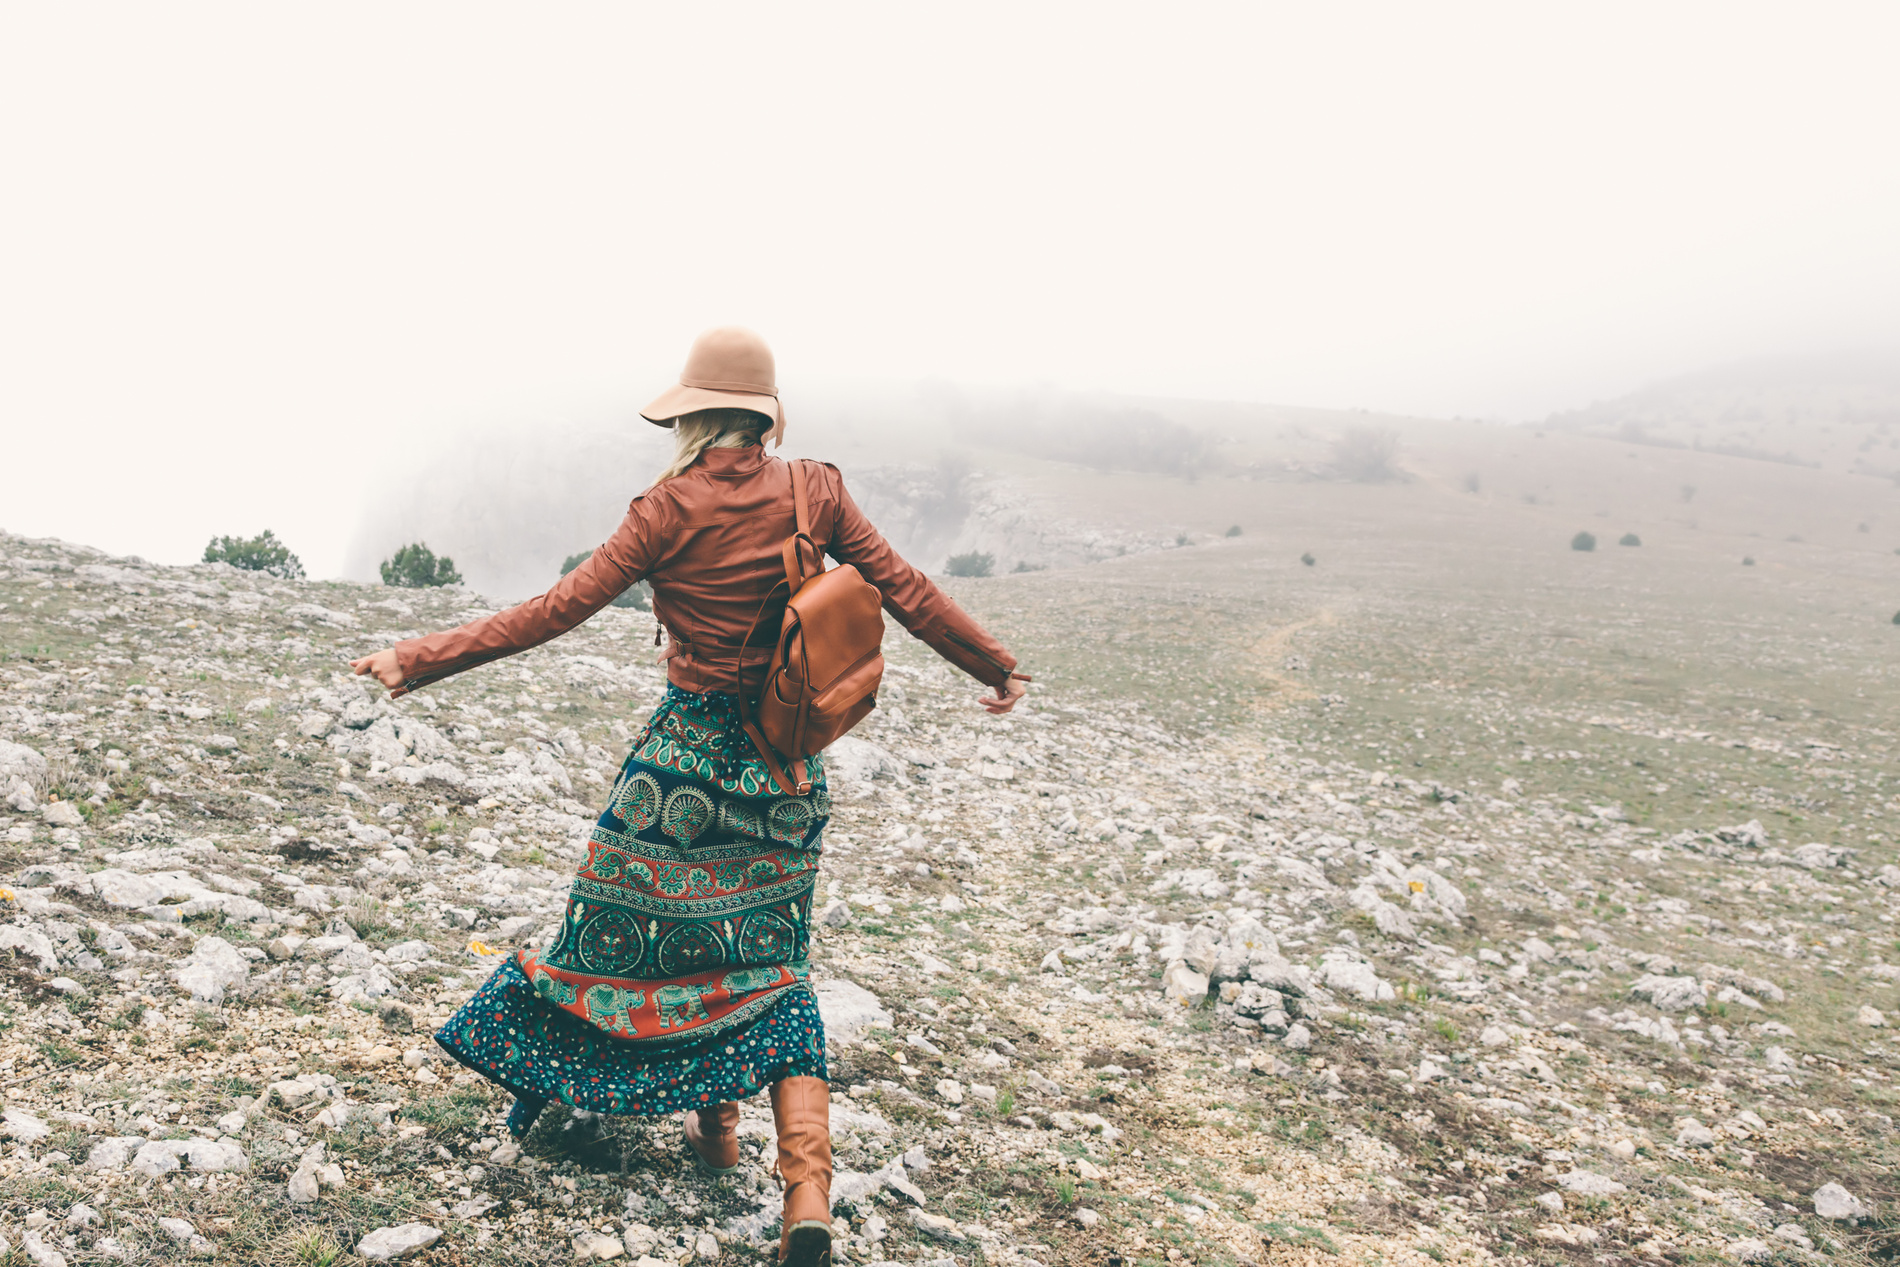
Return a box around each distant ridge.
[1545,351,1900,479]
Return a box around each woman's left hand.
[351,648,405,693]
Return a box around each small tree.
[203,530,303,579]
[1571,531,1597,552]
[1618,533,1642,547]
[380,542,463,588]
[1330,427,1400,481]
[944,551,994,578]
[560,551,649,610]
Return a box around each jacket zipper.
[943,630,1012,684]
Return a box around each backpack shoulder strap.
[790,458,812,537]
[782,459,823,590]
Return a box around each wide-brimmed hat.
[640,326,785,446]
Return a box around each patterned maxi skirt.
[435,686,830,1115]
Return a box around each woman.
[351,326,1027,1267]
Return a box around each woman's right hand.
[979,677,1027,715]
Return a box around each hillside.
[2,410,1900,1266]
[342,369,1900,602]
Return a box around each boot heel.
[683,1105,742,1175]
[689,1148,742,1177]
[782,1221,832,1267]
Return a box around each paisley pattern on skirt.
[515,686,830,1046]
[435,956,826,1116]
[434,686,831,1113]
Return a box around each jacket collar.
[694,445,769,478]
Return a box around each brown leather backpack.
[737,460,885,796]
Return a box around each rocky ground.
[1,528,1897,1267]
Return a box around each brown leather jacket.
[393,446,1019,698]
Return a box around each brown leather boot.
[683,1101,741,1175]
[769,1076,832,1266]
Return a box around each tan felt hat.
[640,326,785,446]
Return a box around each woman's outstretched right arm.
[354,496,663,697]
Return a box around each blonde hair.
[653,408,770,484]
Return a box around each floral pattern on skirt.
[435,954,826,1116]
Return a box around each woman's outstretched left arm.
[353,497,662,697]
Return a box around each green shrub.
[1300,552,1316,567]
[1742,556,1755,566]
[560,551,650,609]
[1010,561,1046,573]
[1571,531,1597,552]
[290,1229,343,1267]
[1618,533,1642,547]
[203,530,303,579]
[380,542,463,588]
[944,551,994,578]
[1225,524,1243,537]
[1891,610,1899,625]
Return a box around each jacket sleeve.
[391,497,663,694]
[820,464,1020,689]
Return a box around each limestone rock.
[1554,1169,1627,1196]
[173,935,250,1003]
[357,1223,442,1260]
[0,925,59,974]
[1318,955,1395,1002]
[0,740,48,790]
[287,1166,321,1203]
[825,737,906,787]
[83,1136,146,1171]
[156,1218,214,1255]
[3,1107,51,1142]
[1630,974,1706,1012]
[186,1138,249,1172]
[41,801,84,828]
[814,978,892,1044]
[132,1139,191,1177]
[576,1232,625,1260]
[1675,1119,1716,1149]
[1813,1182,1869,1222]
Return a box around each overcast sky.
[4,2,1897,577]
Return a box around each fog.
[3,2,1898,580]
